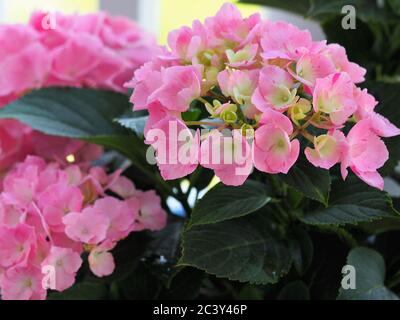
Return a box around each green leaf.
[288,227,314,276]
[189,180,272,227]
[308,0,397,22]
[301,177,395,226]
[180,212,292,284]
[278,281,310,300]
[0,88,141,160]
[338,247,399,300]
[113,262,161,300]
[115,109,148,136]
[281,158,331,205]
[49,282,109,300]
[160,268,205,300]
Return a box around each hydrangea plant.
[0,3,399,300]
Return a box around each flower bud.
[288,98,311,125]
[221,109,238,124]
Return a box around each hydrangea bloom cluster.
[129,3,400,190]
[0,11,158,173]
[0,156,167,300]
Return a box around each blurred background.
[0,0,325,44]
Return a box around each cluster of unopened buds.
[129,3,400,190]
[0,156,167,300]
[0,11,158,173]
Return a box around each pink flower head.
[305,130,347,169]
[146,117,200,180]
[313,73,357,126]
[62,207,110,244]
[261,21,313,61]
[200,129,253,186]
[1,266,46,300]
[132,191,167,231]
[218,69,259,118]
[0,43,49,96]
[88,241,116,278]
[252,65,297,112]
[41,246,82,292]
[253,110,299,174]
[149,65,203,112]
[341,120,390,190]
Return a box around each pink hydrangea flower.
[0,224,36,268]
[0,155,167,299]
[132,191,167,231]
[37,183,83,233]
[41,246,82,291]
[128,3,399,190]
[341,120,388,190]
[146,117,200,180]
[313,73,357,126]
[200,130,253,186]
[0,11,158,173]
[63,207,110,245]
[305,130,347,169]
[218,69,259,118]
[252,65,297,112]
[260,21,313,61]
[88,241,116,278]
[149,65,203,112]
[2,266,46,300]
[253,110,300,174]
[324,44,366,83]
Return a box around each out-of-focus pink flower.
[41,246,82,291]
[92,197,137,241]
[0,224,36,268]
[63,207,110,245]
[88,241,115,277]
[131,191,167,231]
[2,266,46,300]
[37,183,83,233]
